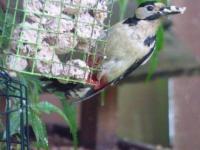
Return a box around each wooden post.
[96,86,118,150]
[0,95,6,126]
[80,86,118,150]
[0,0,6,10]
[80,94,100,149]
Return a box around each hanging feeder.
[0,68,29,150]
[0,0,114,85]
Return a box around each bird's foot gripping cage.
[0,69,29,150]
[0,0,114,85]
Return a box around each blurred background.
[40,0,200,150]
[1,0,200,150]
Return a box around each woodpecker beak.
[159,6,186,16]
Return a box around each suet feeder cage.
[0,0,114,85]
[0,68,29,150]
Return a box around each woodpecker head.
[135,1,186,20]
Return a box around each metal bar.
[0,69,29,149]
[24,86,29,150]
[19,83,24,150]
[5,80,10,150]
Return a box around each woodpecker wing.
[111,45,155,85]
[69,44,155,103]
[44,38,155,103]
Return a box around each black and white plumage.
[46,1,186,102]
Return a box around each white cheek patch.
[136,8,153,19]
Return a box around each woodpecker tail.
[42,79,96,102]
[65,85,95,102]
[42,77,110,103]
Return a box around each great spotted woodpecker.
[47,1,186,102]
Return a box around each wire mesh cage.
[0,68,29,150]
[0,0,114,85]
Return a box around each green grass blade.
[54,92,78,150]
[29,109,48,149]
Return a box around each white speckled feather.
[98,19,160,81]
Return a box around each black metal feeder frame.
[0,69,29,150]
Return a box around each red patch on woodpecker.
[94,76,108,90]
[86,54,108,90]
[87,54,103,68]
[86,73,108,90]
[86,73,99,86]
[100,76,108,86]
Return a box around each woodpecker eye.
[147,5,154,11]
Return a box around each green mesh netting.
[0,0,114,85]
